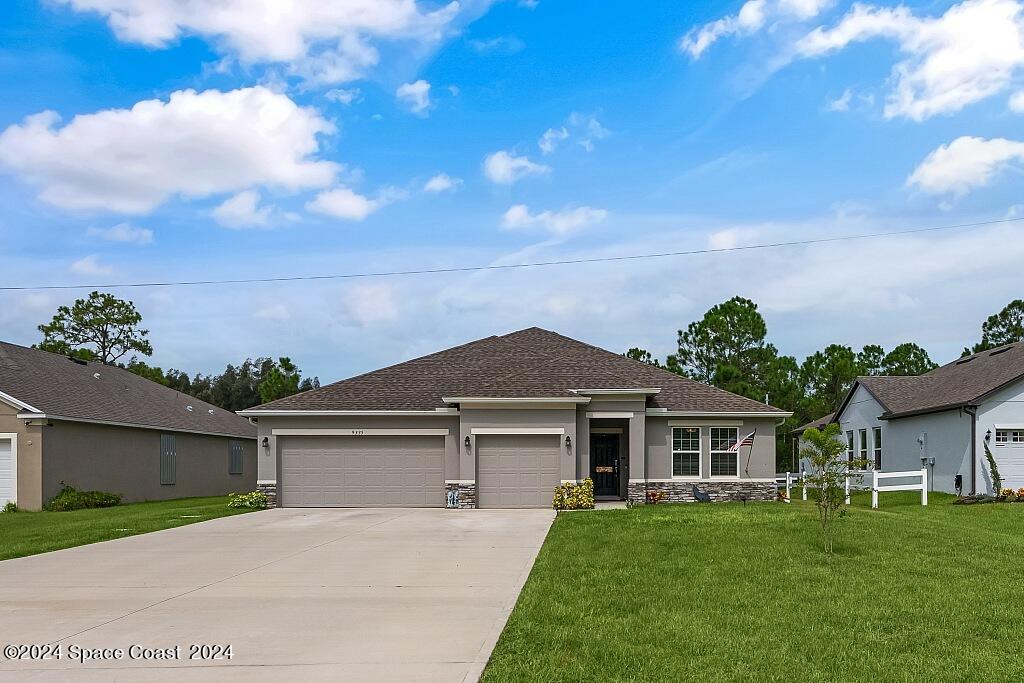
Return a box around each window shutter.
[229,441,243,475]
[160,434,176,485]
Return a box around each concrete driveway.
[0,508,553,682]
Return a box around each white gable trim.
[0,390,40,413]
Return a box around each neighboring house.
[239,328,791,508]
[788,412,835,472]
[0,341,257,510]
[799,342,1024,496]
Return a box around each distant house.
[799,343,1024,495]
[0,342,256,510]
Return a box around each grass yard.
[483,492,1024,682]
[0,496,257,561]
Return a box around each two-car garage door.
[279,435,444,507]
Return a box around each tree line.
[627,297,1024,466]
[33,291,318,412]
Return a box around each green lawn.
[483,492,1024,682]
[0,496,257,561]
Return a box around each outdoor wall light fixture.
[565,435,572,449]
[261,436,269,449]
[985,430,992,442]
[464,436,471,450]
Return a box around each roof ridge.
[498,330,648,389]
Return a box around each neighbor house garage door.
[279,435,444,507]
[0,439,13,507]
[996,448,1024,491]
[477,434,561,509]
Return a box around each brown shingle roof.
[248,327,788,415]
[0,342,256,439]
[843,342,1024,419]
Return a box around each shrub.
[552,479,594,510]
[228,491,269,509]
[2,501,18,514]
[646,490,667,505]
[45,484,121,511]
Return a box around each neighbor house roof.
[837,342,1024,420]
[791,412,835,435]
[243,327,790,416]
[0,341,256,439]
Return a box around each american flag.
[727,431,756,452]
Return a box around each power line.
[1,215,1018,292]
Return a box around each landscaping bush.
[552,479,594,510]
[228,491,269,509]
[44,484,121,511]
[646,490,667,505]
[2,501,18,514]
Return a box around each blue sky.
[0,0,1022,382]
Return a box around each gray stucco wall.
[42,421,256,504]
[645,416,779,481]
[460,408,576,481]
[0,402,44,510]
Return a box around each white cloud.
[826,88,852,111]
[538,127,568,154]
[567,112,610,151]
[59,0,467,85]
[325,87,361,105]
[342,283,399,325]
[907,135,1024,197]
[1011,90,1024,112]
[69,255,113,276]
[0,87,337,214]
[86,222,153,244]
[501,204,608,236]
[468,36,525,53]
[796,0,1024,121]
[707,227,760,249]
[519,0,539,8]
[423,173,462,192]
[482,150,550,184]
[396,79,432,115]
[680,0,832,58]
[306,186,382,220]
[254,303,291,321]
[212,189,274,228]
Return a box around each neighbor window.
[710,427,738,477]
[859,428,868,464]
[872,427,882,469]
[160,434,176,485]
[672,427,700,477]
[229,441,243,475]
[995,429,1024,445]
[846,431,855,464]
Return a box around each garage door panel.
[477,434,561,509]
[280,436,444,507]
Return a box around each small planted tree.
[800,423,868,554]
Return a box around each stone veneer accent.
[257,481,278,508]
[445,482,477,509]
[628,480,776,504]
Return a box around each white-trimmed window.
[872,427,882,469]
[672,427,701,477]
[846,431,855,464]
[858,428,868,463]
[710,427,738,477]
[995,429,1024,446]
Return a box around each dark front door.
[591,433,620,497]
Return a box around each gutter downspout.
[964,405,978,495]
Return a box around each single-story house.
[799,342,1024,496]
[0,341,257,510]
[239,327,791,508]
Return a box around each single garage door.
[477,434,561,508]
[996,447,1024,491]
[280,435,444,507]
[0,439,13,507]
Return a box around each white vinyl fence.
[778,468,928,508]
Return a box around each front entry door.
[591,433,620,497]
